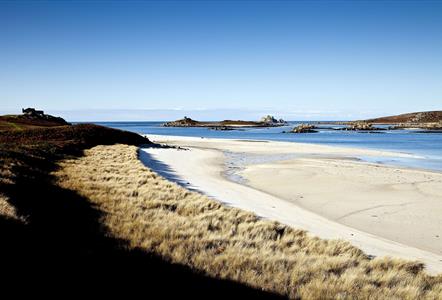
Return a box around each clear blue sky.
[1,1,441,121]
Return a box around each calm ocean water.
[88,121,442,172]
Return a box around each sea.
[87,121,442,172]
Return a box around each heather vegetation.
[0,113,68,130]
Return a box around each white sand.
[141,135,442,274]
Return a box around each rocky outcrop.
[209,126,235,131]
[260,115,287,126]
[390,121,442,130]
[162,117,200,127]
[339,122,384,131]
[20,109,69,125]
[288,124,318,133]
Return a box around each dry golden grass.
[0,167,22,221]
[54,144,442,299]
[0,195,19,220]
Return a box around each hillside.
[363,110,442,124]
[0,122,282,298]
[0,113,70,131]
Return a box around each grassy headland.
[0,121,283,298]
[0,113,69,130]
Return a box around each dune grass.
[0,195,20,220]
[54,144,442,299]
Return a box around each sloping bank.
[0,124,280,297]
[54,143,442,299]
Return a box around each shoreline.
[141,134,442,274]
[146,133,439,171]
[146,133,425,157]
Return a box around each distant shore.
[162,115,287,129]
[160,110,442,131]
[142,134,442,274]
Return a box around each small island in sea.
[162,115,287,130]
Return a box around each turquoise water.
[88,121,442,172]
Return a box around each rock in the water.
[289,124,318,133]
[209,126,235,131]
[389,121,442,130]
[339,122,384,131]
[260,115,287,126]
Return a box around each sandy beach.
[141,135,442,274]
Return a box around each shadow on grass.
[0,126,285,298]
[139,148,210,195]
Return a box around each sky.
[1,0,441,121]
